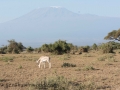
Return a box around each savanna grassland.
[0,50,120,90]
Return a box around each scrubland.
[0,50,120,90]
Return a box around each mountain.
[0,7,120,47]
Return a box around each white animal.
[36,56,51,69]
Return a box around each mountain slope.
[0,7,120,47]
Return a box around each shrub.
[99,43,113,53]
[61,62,76,67]
[7,39,25,54]
[26,46,34,53]
[39,40,73,55]
[52,40,70,55]
[92,43,98,50]
[0,46,7,54]
[79,47,88,53]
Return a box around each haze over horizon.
[0,1,120,47]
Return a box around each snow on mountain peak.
[50,6,63,8]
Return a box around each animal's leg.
[49,62,51,68]
[38,62,41,68]
[44,62,45,68]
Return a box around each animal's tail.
[49,57,51,68]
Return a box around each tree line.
[0,28,120,54]
[0,39,120,54]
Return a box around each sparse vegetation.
[83,53,92,57]
[97,56,106,61]
[0,53,119,90]
[97,54,116,62]
[0,56,14,62]
[30,75,97,90]
[83,66,95,71]
[19,65,23,69]
[59,54,71,60]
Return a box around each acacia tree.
[104,29,120,41]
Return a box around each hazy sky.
[0,0,120,23]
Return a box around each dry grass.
[0,51,120,90]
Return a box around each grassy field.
[0,51,120,90]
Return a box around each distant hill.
[0,7,120,47]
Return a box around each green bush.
[51,40,71,54]
[40,40,73,55]
[7,39,25,54]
